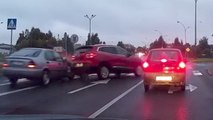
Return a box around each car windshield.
[11,49,41,57]
[150,50,180,61]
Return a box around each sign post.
[7,18,17,54]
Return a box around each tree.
[16,27,59,50]
[196,36,211,57]
[62,32,74,54]
[149,36,167,49]
[86,33,101,45]
[117,41,124,48]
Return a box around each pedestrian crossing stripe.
[193,70,203,76]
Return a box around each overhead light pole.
[195,0,198,46]
[84,14,96,45]
[177,21,190,44]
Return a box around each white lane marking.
[68,83,98,94]
[88,80,143,118]
[0,78,30,87]
[186,84,198,92]
[68,79,111,94]
[0,82,10,86]
[193,70,203,76]
[0,86,38,97]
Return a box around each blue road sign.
[7,18,17,30]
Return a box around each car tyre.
[9,78,18,88]
[115,72,121,78]
[181,84,186,91]
[135,66,143,77]
[41,71,51,86]
[67,66,74,81]
[80,73,90,83]
[144,84,150,92]
[98,65,110,80]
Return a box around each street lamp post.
[84,14,96,45]
[177,21,190,44]
[195,0,198,46]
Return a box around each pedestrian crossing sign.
[7,18,17,30]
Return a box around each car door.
[115,47,130,70]
[53,51,67,77]
[98,46,120,68]
[44,50,63,78]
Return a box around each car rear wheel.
[115,72,121,78]
[41,71,51,86]
[98,66,110,80]
[144,84,150,92]
[67,66,74,80]
[135,66,143,77]
[181,84,186,91]
[9,78,18,88]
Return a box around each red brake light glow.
[179,62,186,69]
[161,58,167,63]
[71,55,76,60]
[143,62,149,68]
[86,53,96,59]
[2,63,9,67]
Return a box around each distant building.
[0,43,15,55]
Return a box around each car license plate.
[156,76,172,81]
[12,61,24,66]
[75,63,83,67]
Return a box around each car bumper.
[2,67,43,79]
[71,62,97,75]
[144,72,185,85]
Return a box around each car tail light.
[71,55,76,60]
[85,53,97,59]
[2,63,9,67]
[161,58,167,63]
[179,62,186,69]
[143,62,149,68]
[27,61,36,68]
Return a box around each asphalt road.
[0,63,213,120]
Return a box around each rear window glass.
[150,50,180,61]
[11,49,41,57]
[75,46,93,54]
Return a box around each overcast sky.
[0,0,212,47]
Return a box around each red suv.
[142,48,186,92]
[70,45,143,80]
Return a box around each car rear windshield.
[149,50,180,61]
[75,46,93,54]
[11,49,42,57]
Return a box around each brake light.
[2,63,9,67]
[27,61,36,68]
[85,53,96,59]
[71,55,76,60]
[143,62,149,68]
[179,62,186,69]
[161,58,167,63]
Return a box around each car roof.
[21,47,53,51]
[150,48,181,51]
[79,44,116,48]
